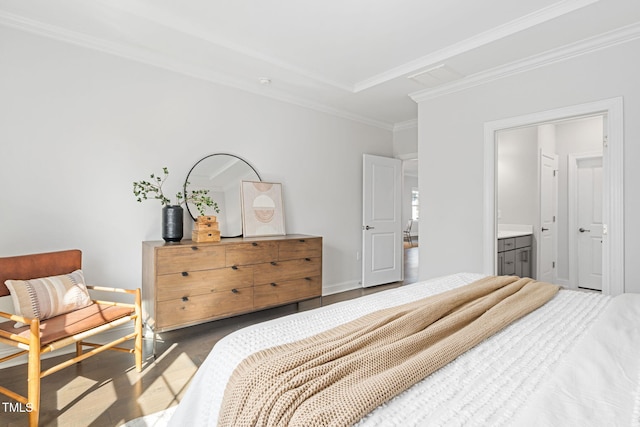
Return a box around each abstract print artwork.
[241,181,286,237]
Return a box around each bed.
[169,273,640,426]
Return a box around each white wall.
[393,126,418,157]
[497,126,538,226]
[417,38,640,293]
[0,26,393,307]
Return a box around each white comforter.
[169,273,640,426]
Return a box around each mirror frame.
[184,153,261,237]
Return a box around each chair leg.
[134,317,143,372]
[28,322,41,427]
[76,341,83,358]
[134,288,143,372]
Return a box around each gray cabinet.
[497,235,532,278]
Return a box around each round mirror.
[184,153,261,237]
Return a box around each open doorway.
[497,115,604,290]
[483,97,624,296]
[403,158,419,284]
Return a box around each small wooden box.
[192,228,221,242]
[194,221,219,231]
[197,215,217,224]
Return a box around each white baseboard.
[322,280,361,296]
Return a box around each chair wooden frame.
[0,250,143,426]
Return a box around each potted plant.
[133,167,219,242]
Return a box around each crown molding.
[410,21,640,103]
[354,0,600,92]
[0,10,393,131]
[98,1,356,93]
[393,119,418,132]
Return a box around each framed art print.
[241,181,286,237]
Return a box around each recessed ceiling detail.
[408,64,465,89]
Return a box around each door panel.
[362,154,402,287]
[538,151,558,283]
[577,157,603,290]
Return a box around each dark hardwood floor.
[0,246,418,427]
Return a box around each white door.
[362,154,402,287]
[577,156,603,290]
[538,151,558,283]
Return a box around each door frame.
[568,151,603,289]
[483,97,624,295]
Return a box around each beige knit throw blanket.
[218,276,559,427]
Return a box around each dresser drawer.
[156,266,253,301]
[226,241,278,266]
[254,276,322,309]
[502,249,516,275]
[515,235,532,249]
[254,257,321,285]
[499,238,516,252]
[156,245,225,274]
[157,287,254,329]
[278,237,322,261]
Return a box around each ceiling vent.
[408,64,464,88]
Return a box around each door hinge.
[553,215,556,222]
[603,136,609,147]
[552,261,556,268]
[553,170,557,177]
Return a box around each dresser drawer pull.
[271,261,277,266]
[231,288,239,294]
[182,296,189,302]
[252,242,258,246]
[270,283,277,287]
[305,277,312,281]
[305,258,311,261]
[181,271,189,277]
[231,265,238,270]
[299,239,306,242]
[191,246,199,251]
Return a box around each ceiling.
[1,0,639,129]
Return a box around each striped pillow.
[5,269,93,327]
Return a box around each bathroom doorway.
[497,115,604,289]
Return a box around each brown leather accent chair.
[0,250,143,426]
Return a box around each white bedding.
[170,273,640,426]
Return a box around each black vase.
[162,205,184,242]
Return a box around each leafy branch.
[133,167,220,216]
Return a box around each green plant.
[133,167,220,216]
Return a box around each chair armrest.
[86,285,138,295]
[0,310,34,326]
[0,312,39,345]
[86,286,142,311]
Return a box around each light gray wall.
[0,26,393,307]
[417,38,640,293]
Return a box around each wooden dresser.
[142,234,322,340]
